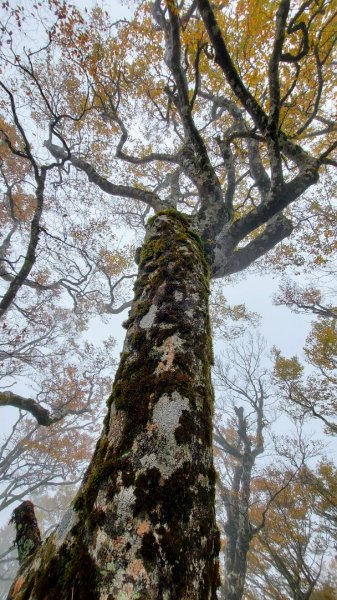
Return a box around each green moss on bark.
[32,537,99,600]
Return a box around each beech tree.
[213,336,333,600]
[3,0,337,598]
[0,0,134,513]
[214,336,268,600]
[245,467,332,600]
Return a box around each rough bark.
[11,502,42,565]
[8,211,220,600]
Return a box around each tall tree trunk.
[8,211,220,600]
[222,532,250,600]
[221,487,251,600]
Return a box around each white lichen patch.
[154,334,184,374]
[174,290,183,301]
[114,486,136,520]
[180,243,193,253]
[139,304,157,329]
[95,488,111,512]
[158,323,175,330]
[136,392,192,477]
[92,525,147,599]
[152,391,189,432]
[92,490,137,571]
[139,445,192,478]
[156,214,170,223]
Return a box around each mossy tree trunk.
[8,211,220,600]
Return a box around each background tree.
[213,333,336,600]
[2,0,336,598]
[246,466,333,600]
[0,339,114,513]
[214,335,268,600]
[0,0,133,514]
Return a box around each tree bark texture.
[8,211,220,600]
[11,502,42,565]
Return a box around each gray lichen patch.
[139,304,157,329]
[130,392,193,478]
[55,507,79,548]
[90,526,115,565]
[114,486,136,521]
[138,444,192,479]
[152,392,190,432]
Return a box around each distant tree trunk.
[8,211,220,600]
[221,525,250,600]
[220,458,254,600]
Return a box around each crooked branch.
[0,391,88,426]
[45,141,166,212]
